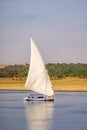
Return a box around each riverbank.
[52,78,87,92]
[0,78,87,91]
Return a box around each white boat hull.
[24,96,54,101]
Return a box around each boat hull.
[24,96,54,101]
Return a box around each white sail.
[25,37,54,96]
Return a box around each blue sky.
[0,0,87,64]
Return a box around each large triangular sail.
[25,37,54,96]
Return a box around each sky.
[0,0,87,64]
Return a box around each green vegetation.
[0,63,87,79]
[46,63,87,79]
[0,64,29,78]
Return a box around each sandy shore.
[0,78,87,92]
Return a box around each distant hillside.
[0,64,13,68]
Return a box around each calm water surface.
[0,91,87,130]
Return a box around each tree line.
[0,63,87,79]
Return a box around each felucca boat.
[24,37,54,101]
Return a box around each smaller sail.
[25,37,54,96]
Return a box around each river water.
[0,91,87,130]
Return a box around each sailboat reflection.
[25,102,54,130]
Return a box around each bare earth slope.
[0,78,87,91]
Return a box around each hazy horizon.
[0,0,87,64]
